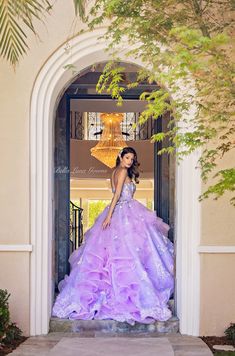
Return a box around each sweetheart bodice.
[112,181,136,202]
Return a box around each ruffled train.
[52,198,174,325]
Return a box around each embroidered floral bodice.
[112,181,136,203]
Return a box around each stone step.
[50,316,179,334]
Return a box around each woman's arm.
[102,168,127,229]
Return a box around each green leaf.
[0,0,52,66]
[73,0,85,20]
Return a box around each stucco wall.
[199,149,235,336]
[200,254,235,335]
[201,151,235,246]
[0,1,83,335]
[0,253,30,335]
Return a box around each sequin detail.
[52,181,174,324]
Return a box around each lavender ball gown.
[52,181,174,325]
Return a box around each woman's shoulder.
[112,167,127,177]
[111,167,128,187]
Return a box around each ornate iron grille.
[87,112,101,140]
[69,201,84,254]
[70,111,84,140]
[70,111,155,141]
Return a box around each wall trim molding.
[175,151,201,336]
[30,28,201,336]
[0,244,33,252]
[198,245,235,253]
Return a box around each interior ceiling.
[74,61,141,79]
[70,98,149,113]
[70,61,159,90]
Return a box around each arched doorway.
[30,29,201,336]
[54,62,175,292]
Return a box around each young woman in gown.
[52,146,174,325]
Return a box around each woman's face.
[120,152,134,168]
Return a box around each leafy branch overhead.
[0,0,53,66]
[0,0,82,66]
[81,0,235,205]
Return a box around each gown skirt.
[52,182,174,325]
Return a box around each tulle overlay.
[52,182,174,325]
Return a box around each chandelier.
[90,113,127,168]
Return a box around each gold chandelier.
[90,113,127,168]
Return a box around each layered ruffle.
[52,199,174,324]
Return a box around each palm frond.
[73,0,86,20]
[0,0,52,67]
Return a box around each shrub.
[0,289,22,347]
[4,323,22,345]
[225,323,235,345]
[0,289,10,343]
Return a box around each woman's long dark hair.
[116,146,140,184]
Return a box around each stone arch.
[30,28,201,336]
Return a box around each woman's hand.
[102,215,111,230]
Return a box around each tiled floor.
[10,333,213,355]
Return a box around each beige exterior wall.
[200,254,235,335]
[201,150,235,246]
[0,0,234,337]
[0,253,30,335]
[199,149,235,336]
[0,1,82,336]
[201,195,235,246]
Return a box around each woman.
[52,146,174,325]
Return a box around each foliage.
[225,323,235,344]
[88,200,109,227]
[0,0,53,66]
[3,322,22,345]
[146,199,153,210]
[73,0,85,20]
[0,289,10,342]
[0,289,22,347]
[0,0,84,67]
[78,0,235,205]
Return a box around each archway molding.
[30,28,201,336]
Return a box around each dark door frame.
[54,93,172,289]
